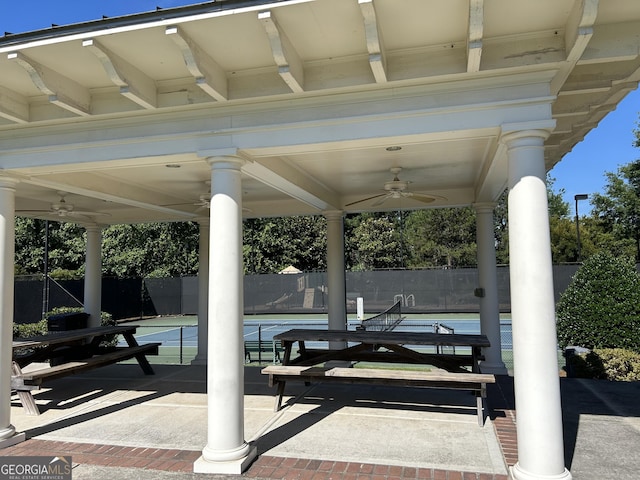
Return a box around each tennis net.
[357,300,403,332]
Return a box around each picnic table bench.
[244,339,282,363]
[262,365,495,425]
[12,325,160,415]
[262,329,495,426]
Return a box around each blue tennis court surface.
[123,314,512,349]
[116,314,515,366]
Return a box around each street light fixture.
[575,194,588,262]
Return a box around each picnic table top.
[273,329,490,347]
[12,325,138,350]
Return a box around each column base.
[190,354,208,366]
[0,432,26,449]
[194,445,257,475]
[479,360,508,375]
[511,462,572,480]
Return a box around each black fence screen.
[14,264,585,323]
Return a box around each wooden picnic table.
[264,329,494,424]
[274,329,490,373]
[11,324,160,415]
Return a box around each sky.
[1,1,639,216]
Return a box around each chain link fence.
[15,264,584,324]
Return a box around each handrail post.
[180,326,184,364]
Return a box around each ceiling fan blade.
[16,210,54,215]
[406,192,445,204]
[345,193,386,207]
[70,210,111,217]
[371,193,392,207]
[66,213,100,223]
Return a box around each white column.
[192,218,209,365]
[325,210,346,332]
[194,156,256,475]
[474,203,507,374]
[504,130,571,480]
[0,177,25,447]
[84,224,102,328]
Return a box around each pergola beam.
[467,0,484,73]
[83,38,156,109]
[7,51,90,116]
[258,10,304,93]
[165,25,228,102]
[551,0,599,93]
[22,176,196,219]
[358,0,387,83]
[0,85,28,124]
[242,158,338,211]
[578,20,640,64]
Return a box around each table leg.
[11,362,40,416]
[476,384,487,426]
[123,332,155,375]
[472,347,481,373]
[274,380,286,411]
[281,341,294,365]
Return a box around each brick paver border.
[1,377,518,479]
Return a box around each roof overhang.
[0,0,637,224]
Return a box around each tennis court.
[120,312,515,367]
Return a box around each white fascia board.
[0,0,315,54]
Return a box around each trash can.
[47,312,90,365]
[47,312,89,331]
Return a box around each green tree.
[547,176,570,218]
[243,216,326,273]
[346,212,403,271]
[14,218,86,278]
[404,207,476,268]
[493,190,509,264]
[591,160,640,261]
[14,217,46,275]
[556,251,640,352]
[102,222,199,278]
[544,176,579,263]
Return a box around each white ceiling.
[0,0,638,225]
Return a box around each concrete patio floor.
[2,363,639,479]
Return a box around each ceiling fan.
[346,167,446,207]
[193,193,210,209]
[163,192,253,214]
[17,192,110,221]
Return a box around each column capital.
[205,155,245,169]
[0,175,19,190]
[323,210,344,221]
[473,202,497,213]
[500,129,551,149]
[84,223,103,232]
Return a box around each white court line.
[243,323,282,338]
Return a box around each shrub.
[556,251,640,353]
[45,306,115,327]
[568,348,640,381]
[45,307,118,347]
[13,319,47,338]
[48,268,83,280]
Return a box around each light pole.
[575,194,588,261]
